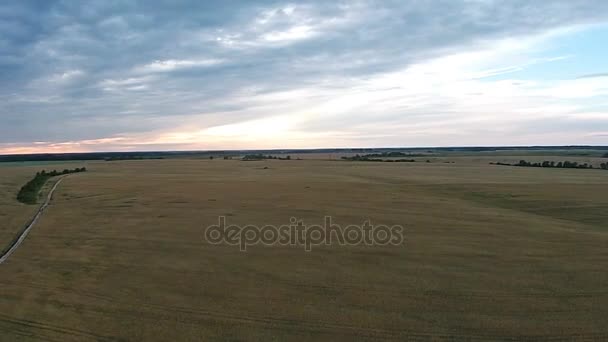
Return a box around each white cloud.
[99,76,154,91]
[531,78,608,98]
[136,59,223,73]
[215,3,357,48]
[82,25,607,150]
[52,70,85,82]
[261,25,317,42]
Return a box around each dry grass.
[0,162,83,252]
[1,158,607,341]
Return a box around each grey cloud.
[576,72,608,79]
[1,0,608,146]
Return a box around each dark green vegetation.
[341,154,416,162]
[360,151,427,158]
[104,156,164,161]
[0,152,173,162]
[243,154,292,161]
[491,160,601,169]
[16,168,86,204]
[2,146,608,163]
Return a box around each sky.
[1,0,607,154]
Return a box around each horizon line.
[2,144,608,158]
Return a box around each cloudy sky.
[1,0,608,154]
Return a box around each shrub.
[17,167,87,204]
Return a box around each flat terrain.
[1,158,608,341]
[0,162,81,254]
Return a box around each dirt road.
[0,177,64,265]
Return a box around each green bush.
[17,167,87,204]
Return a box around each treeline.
[341,154,416,162]
[242,154,292,161]
[363,152,427,158]
[17,167,87,204]
[105,156,164,161]
[491,160,607,170]
[0,152,174,162]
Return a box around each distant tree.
[494,159,600,171]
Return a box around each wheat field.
[1,158,607,341]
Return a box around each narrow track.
[0,178,64,265]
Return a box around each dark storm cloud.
[1,0,607,145]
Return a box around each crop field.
[1,157,608,341]
[0,163,80,254]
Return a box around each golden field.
[1,157,608,341]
